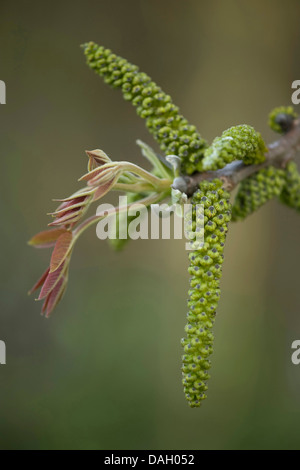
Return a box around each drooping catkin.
[82,42,207,175]
[202,125,267,171]
[231,166,285,221]
[279,161,300,212]
[182,180,231,407]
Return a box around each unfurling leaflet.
[231,166,285,221]
[182,180,231,407]
[82,42,207,175]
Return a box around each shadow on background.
[1,0,300,450]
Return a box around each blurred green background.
[1,0,300,450]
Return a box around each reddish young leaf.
[41,294,50,315]
[92,177,118,202]
[88,170,119,188]
[28,268,50,295]
[28,229,68,248]
[38,263,65,300]
[49,232,73,273]
[41,275,68,317]
[79,163,116,183]
[48,209,82,227]
[53,187,94,203]
[86,149,111,171]
[49,199,86,219]
[55,197,86,212]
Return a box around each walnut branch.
[177,118,300,196]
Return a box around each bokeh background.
[1,0,300,450]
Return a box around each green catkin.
[268,106,297,134]
[231,166,285,221]
[108,192,146,251]
[82,42,207,175]
[182,179,231,407]
[279,161,300,212]
[202,125,267,171]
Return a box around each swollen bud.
[268,106,297,134]
[202,125,267,170]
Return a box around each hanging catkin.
[182,179,231,407]
[279,161,300,212]
[83,42,207,175]
[232,166,285,221]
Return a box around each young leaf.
[41,275,68,318]
[38,263,66,300]
[86,149,111,171]
[28,268,50,295]
[49,232,73,273]
[28,228,68,248]
[92,176,118,201]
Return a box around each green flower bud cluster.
[182,179,231,407]
[279,161,300,211]
[82,42,207,175]
[268,106,297,134]
[202,125,267,171]
[108,193,146,251]
[232,166,285,221]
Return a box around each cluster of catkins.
[232,107,300,221]
[83,43,300,407]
